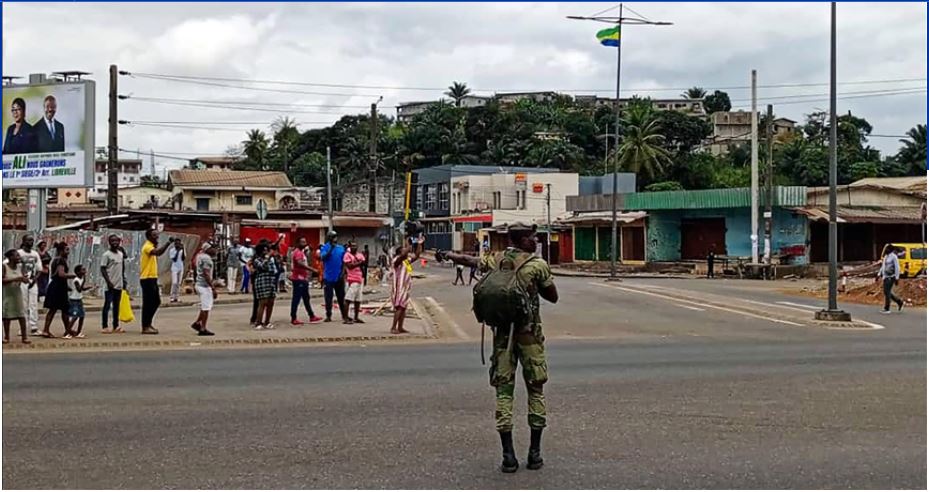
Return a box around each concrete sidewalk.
[7,292,432,352]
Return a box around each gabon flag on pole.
[596,26,620,47]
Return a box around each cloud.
[120,13,278,76]
[1,1,925,166]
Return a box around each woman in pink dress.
[389,246,419,334]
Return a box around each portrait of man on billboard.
[33,95,65,152]
[3,97,37,155]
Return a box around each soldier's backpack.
[472,251,536,329]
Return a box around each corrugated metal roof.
[623,186,807,210]
[794,205,924,224]
[168,170,292,188]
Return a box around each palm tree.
[445,81,471,107]
[615,101,670,181]
[682,86,706,99]
[241,129,270,170]
[271,117,300,173]
[897,124,927,174]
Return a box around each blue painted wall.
[645,207,809,263]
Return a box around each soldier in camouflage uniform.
[442,223,559,473]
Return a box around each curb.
[2,333,433,352]
[552,270,690,280]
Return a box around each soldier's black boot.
[527,428,544,470]
[499,431,519,473]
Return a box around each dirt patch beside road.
[788,277,927,307]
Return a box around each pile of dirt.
[794,277,926,306]
[843,278,927,306]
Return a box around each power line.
[731,87,926,108]
[122,70,926,95]
[730,86,927,103]
[121,96,356,115]
[128,96,370,109]
[123,72,383,98]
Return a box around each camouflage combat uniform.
[481,247,554,432]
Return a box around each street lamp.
[568,4,672,279]
[815,2,851,322]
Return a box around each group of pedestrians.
[3,226,425,343]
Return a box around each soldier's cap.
[502,222,537,232]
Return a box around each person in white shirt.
[15,235,42,335]
[239,239,255,293]
[169,238,186,303]
[878,246,905,313]
[66,265,93,339]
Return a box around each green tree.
[445,81,472,107]
[525,139,586,170]
[614,101,670,183]
[682,87,706,99]
[241,129,270,170]
[290,151,327,187]
[703,90,731,113]
[849,161,881,181]
[644,180,684,192]
[270,116,300,173]
[896,124,926,175]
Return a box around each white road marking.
[424,296,470,340]
[776,301,824,311]
[676,304,706,312]
[595,283,805,327]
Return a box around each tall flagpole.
[568,6,672,280]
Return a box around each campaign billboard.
[1,80,95,188]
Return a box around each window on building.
[438,183,449,210]
[415,185,424,210]
[97,175,103,182]
[425,185,437,210]
[196,198,210,211]
[236,195,253,206]
[493,191,502,209]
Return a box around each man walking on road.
[442,223,559,474]
[100,235,126,334]
[15,235,41,335]
[290,237,322,325]
[140,227,171,334]
[226,239,241,295]
[878,246,905,314]
[319,231,351,324]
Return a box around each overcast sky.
[3,2,926,175]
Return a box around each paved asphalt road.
[4,337,925,489]
[3,274,926,489]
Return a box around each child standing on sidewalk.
[66,265,93,339]
[3,250,31,344]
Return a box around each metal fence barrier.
[2,229,201,298]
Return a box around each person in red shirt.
[289,237,323,325]
[343,241,366,323]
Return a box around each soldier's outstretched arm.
[440,251,480,268]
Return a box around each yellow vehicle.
[880,243,927,278]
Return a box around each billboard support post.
[107,65,118,215]
[26,188,47,231]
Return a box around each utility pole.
[388,169,396,247]
[603,123,609,176]
[107,64,118,215]
[546,183,552,261]
[816,2,851,322]
[750,69,759,265]
[326,146,334,233]
[150,149,155,178]
[568,4,671,280]
[764,104,774,265]
[369,99,382,213]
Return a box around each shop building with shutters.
[564,186,809,265]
